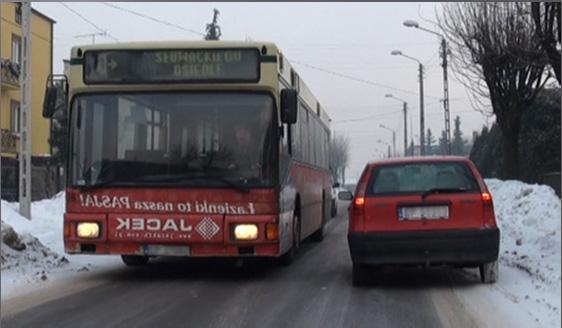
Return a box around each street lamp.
[379,124,396,157]
[391,49,425,156]
[385,94,409,157]
[404,19,452,155]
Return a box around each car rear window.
[366,162,480,196]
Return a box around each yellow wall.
[1,3,53,156]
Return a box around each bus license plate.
[142,245,191,256]
[398,206,449,220]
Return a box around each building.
[1,3,56,200]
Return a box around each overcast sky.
[34,2,493,180]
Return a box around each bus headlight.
[233,224,258,240]
[76,222,100,238]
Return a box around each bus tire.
[279,212,300,266]
[121,255,149,266]
[331,199,337,217]
[311,196,327,242]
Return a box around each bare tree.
[329,134,350,185]
[531,2,561,84]
[439,2,549,179]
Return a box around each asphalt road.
[1,201,483,328]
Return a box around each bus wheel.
[121,255,149,266]
[311,199,326,242]
[279,212,300,266]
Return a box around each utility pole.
[403,20,450,156]
[19,2,32,219]
[403,102,407,157]
[441,38,452,155]
[391,130,396,157]
[418,63,425,156]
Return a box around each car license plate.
[141,245,191,256]
[398,206,449,220]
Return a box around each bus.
[43,41,332,266]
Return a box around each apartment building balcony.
[1,58,20,90]
[1,129,19,155]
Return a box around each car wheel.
[121,255,149,266]
[479,261,498,283]
[279,212,300,266]
[352,263,370,286]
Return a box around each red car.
[340,157,500,286]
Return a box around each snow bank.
[486,179,561,287]
[484,178,561,326]
[1,193,68,285]
[1,222,68,278]
[1,193,119,300]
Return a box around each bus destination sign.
[83,49,260,84]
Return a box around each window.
[15,3,22,24]
[70,92,277,187]
[366,162,479,195]
[278,53,284,73]
[10,100,20,134]
[11,35,21,65]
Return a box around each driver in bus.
[228,124,260,178]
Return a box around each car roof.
[366,156,470,168]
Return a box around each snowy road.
[0,202,542,328]
[2,179,560,327]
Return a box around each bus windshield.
[69,92,277,189]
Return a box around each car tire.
[279,212,300,266]
[352,263,370,286]
[121,255,149,266]
[479,261,498,283]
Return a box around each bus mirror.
[281,89,297,124]
[42,86,58,118]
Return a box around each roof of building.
[32,7,56,24]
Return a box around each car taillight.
[482,192,496,227]
[353,196,365,214]
[354,196,365,206]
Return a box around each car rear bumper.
[348,228,499,266]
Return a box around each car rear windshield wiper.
[421,188,467,199]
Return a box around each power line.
[290,60,441,100]
[60,3,118,41]
[331,109,404,124]
[332,109,483,125]
[102,3,205,37]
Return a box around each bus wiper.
[205,176,251,193]
[77,179,124,191]
[135,173,251,193]
[421,188,467,199]
[77,174,251,193]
